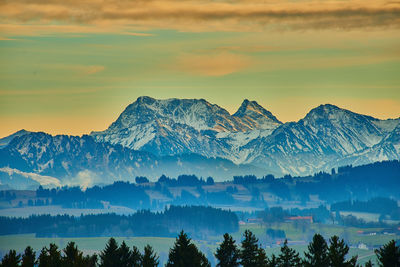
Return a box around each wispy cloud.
[174,52,253,76]
[0,167,61,187]
[0,0,399,35]
[80,65,105,75]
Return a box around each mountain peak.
[0,129,32,148]
[136,95,156,104]
[304,104,377,122]
[315,103,341,112]
[233,99,281,125]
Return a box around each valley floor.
[1,223,396,266]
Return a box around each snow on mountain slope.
[91,98,399,176]
[0,167,60,187]
[0,132,266,188]
[240,104,400,175]
[2,98,399,183]
[335,122,400,167]
[301,104,387,154]
[0,129,31,149]
[233,99,281,130]
[91,97,282,159]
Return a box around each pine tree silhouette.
[277,239,301,267]
[62,241,85,266]
[21,246,36,267]
[142,245,159,267]
[255,247,269,267]
[166,230,210,267]
[328,235,357,267]
[38,243,62,267]
[215,233,240,267]
[131,246,142,267]
[240,230,260,267]
[375,239,400,267]
[100,238,120,267]
[118,241,132,267]
[303,234,329,267]
[1,250,21,267]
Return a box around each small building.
[247,218,263,224]
[285,216,313,223]
[358,243,368,250]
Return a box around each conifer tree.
[240,230,260,267]
[118,241,132,267]
[38,243,62,267]
[0,250,21,267]
[269,254,278,267]
[100,238,120,267]
[130,246,142,267]
[277,239,301,267]
[21,246,36,267]
[62,241,85,266]
[166,230,210,267]
[37,247,49,267]
[328,235,357,267]
[375,239,400,267]
[83,254,98,267]
[255,247,269,267]
[215,233,240,267]
[303,234,329,267]
[142,245,159,267]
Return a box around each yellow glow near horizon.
[0,0,399,137]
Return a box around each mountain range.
[1,96,399,189]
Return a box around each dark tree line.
[2,231,399,267]
[331,197,399,215]
[215,231,398,267]
[5,160,399,212]
[0,206,238,238]
[233,160,400,203]
[36,181,151,209]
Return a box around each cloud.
[39,64,106,75]
[63,170,100,190]
[0,167,61,187]
[82,65,105,75]
[174,52,253,76]
[0,23,153,38]
[0,0,400,35]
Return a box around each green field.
[1,221,396,266]
[0,234,220,265]
[0,234,176,255]
[229,223,397,265]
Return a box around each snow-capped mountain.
[233,99,281,130]
[335,122,400,168]
[0,129,31,149]
[91,96,282,159]
[91,97,399,176]
[1,96,399,188]
[242,104,400,175]
[0,132,265,188]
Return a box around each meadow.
[1,222,397,265]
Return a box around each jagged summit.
[90,97,283,157]
[0,129,31,148]
[89,97,399,165]
[304,104,376,122]
[106,96,237,132]
[233,99,281,126]
[2,96,397,187]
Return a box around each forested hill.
[0,206,238,238]
[1,160,399,212]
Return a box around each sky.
[0,0,400,138]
